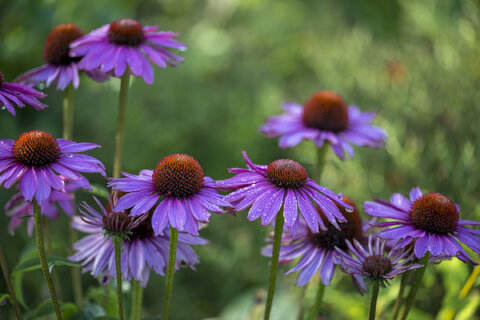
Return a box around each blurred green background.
[1,0,480,319]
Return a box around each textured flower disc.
[130,211,154,240]
[309,197,363,250]
[266,159,307,189]
[410,193,459,234]
[152,154,204,198]
[362,254,392,278]
[108,19,145,46]
[13,130,60,167]
[102,211,133,234]
[44,24,84,65]
[0,70,4,85]
[301,91,349,132]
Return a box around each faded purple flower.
[260,91,387,160]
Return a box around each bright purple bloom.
[109,154,229,236]
[335,235,422,287]
[70,18,186,84]
[217,151,351,233]
[262,197,371,288]
[0,70,47,116]
[5,177,83,236]
[70,215,207,287]
[16,24,108,91]
[259,91,387,160]
[0,130,105,204]
[364,187,480,264]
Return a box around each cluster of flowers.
[1,15,479,320]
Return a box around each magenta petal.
[20,168,37,201]
[283,189,298,227]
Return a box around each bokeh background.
[1,0,480,319]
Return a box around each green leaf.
[83,184,108,199]
[0,293,11,304]
[12,256,80,275]
[62,303,80,320]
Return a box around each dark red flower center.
[309,197,363,251]
[108,19,145,46]
[409,193,458,234]
[266,159,307,189]
[44,24,84,65]
[152,154,204,198]
[130,212,154,240]
[103,211,133,234]
[13,130,60,167]
[301,91,349,132]
[0,70,4,86]
[362,255,392,279]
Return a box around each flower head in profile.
[70,18,186,84]
[70,200,207,287]
[260,91,387,160]
[0,70,47,116]
[217,151,351,233]
[16,24,109,91]
[108,154,229,236]
[263,197,371,288]
[335,235,422,287]
[0,130,105,204]
[5,177,83,236]
[364,187,480,264]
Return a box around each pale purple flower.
[0,70,47,116]
[109,154,229,236]
[0,130,105,204]
[70,18,186,84]
[15,24,108,91]
[364,187,480,264]
[217,151,351,233]
[260,91,387,160]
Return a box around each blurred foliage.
[1,0,480,319]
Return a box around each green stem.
[369,282,380,320]
[34,201,62,320]
[113,73,130,178]
[296,285,307,320]
[399,253,430,320]
[391,272,409,320]
[310,281,325,320]
[162,227,178,320]
[130,280,143,320]
[314,144,328,183]
[114,237,124,320]
[264,213,285,320]
[0,244,23,320]
[63,85,74,140]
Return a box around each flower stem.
[130,280,143,320]
[369,282,380,320]
[33,201,62,320]
[162,227,178,320]
[399,253,430,320]
[459,265,480,299]
[63,85,74,140]
[310,280,325,320]
[114,236,124,320]
[0,244,23,320]
[264,213,285,320]
[296,285,307,320]
[391,272,409,320]
[113,73,130,178]
[314,144,328,183]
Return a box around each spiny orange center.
[362,255,392,279]
[309,197,363,250]
[152,154,204,198]
[44,24,84,65]
[266,159,307,189]
[108,19,145,46]
[13,130,60,167]
[410,193,458,234]
[301,91,349,132]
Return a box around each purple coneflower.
[217,151,351,233]
[16,24,108,91]
[259,91,387,160]
[364,187,480,263]
[108,154,229,236]
[0,130,105,204]
[5,177,83,236]
[70,18,186,84]
[0,70,47,116]
[262,197,370,287]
